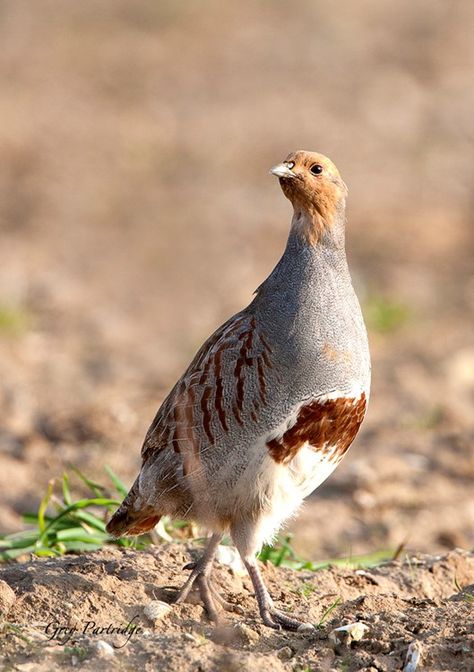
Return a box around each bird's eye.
[310,164,323,175]
[286,161,295,169]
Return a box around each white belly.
[287,442,342,498]
[253,443,341,545]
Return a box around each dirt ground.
[0,2,473,670]
[0,545,473,672]
[0,0,472,557]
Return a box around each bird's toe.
[264,607,313,632]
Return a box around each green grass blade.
[0,545,38,560]
[274,536,292,567]
[104,465,128,498]
[60,541,104,552]
[38,498,120,542]
[38,480,54,534]
[0,531,39,546]
[71,466,107,497]
[258,544,272,563]
[62,473,72,505]
[22,513,54,525]
[317,597,342,628]
[2,533,41,548]
[73,510,107,532]
[34,548,62,558]
[55,528,108,543]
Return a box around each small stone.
[143,600,172,623]
[233,623,260,646]
[404,641,422,672]
[94,640,115,657]
[329,621,370,652]
[346,622,370,641]
[277,646,294,661]
[0,579,16,615]
[297,622,315,634]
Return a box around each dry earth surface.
[0,2,473,671]
[0,545,473,672]
[0,0,472,560]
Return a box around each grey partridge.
[107,150,371,631]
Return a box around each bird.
[106,150,371,631]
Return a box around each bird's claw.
[260,606,314,632]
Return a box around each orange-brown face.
[271,150,347,218]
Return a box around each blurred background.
[0,0,472,559]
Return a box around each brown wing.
[141,310,274,464]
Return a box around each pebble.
[94,640,115,657]
[404,641,422,672]
[143,600,172,623]
[234,623,260,646]
[277,646,293,661]
[0,580,16,616]
[329,621,370,652]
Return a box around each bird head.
[270,151,347,246]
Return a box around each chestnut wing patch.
[267,393,367,465]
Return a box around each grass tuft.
[259,533,397,570]
[0,468,151,561]
[1,622,33,645]
[454,576,474,603]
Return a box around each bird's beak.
[270,163,296,179]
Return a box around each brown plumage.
[267,393,367,464]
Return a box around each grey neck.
[255,210,350,303]
[250,207,370,398]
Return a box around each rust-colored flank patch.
[267,392,367,464]
[126,514,162,536]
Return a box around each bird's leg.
[232,518,313,630]
[175,532,221,619]
[244,557,313,631]
[175,533,239,621]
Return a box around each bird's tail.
[106,477,161,538]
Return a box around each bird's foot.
[175,561,242,622]
[244,559,314,632]
[259,604,313,632]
